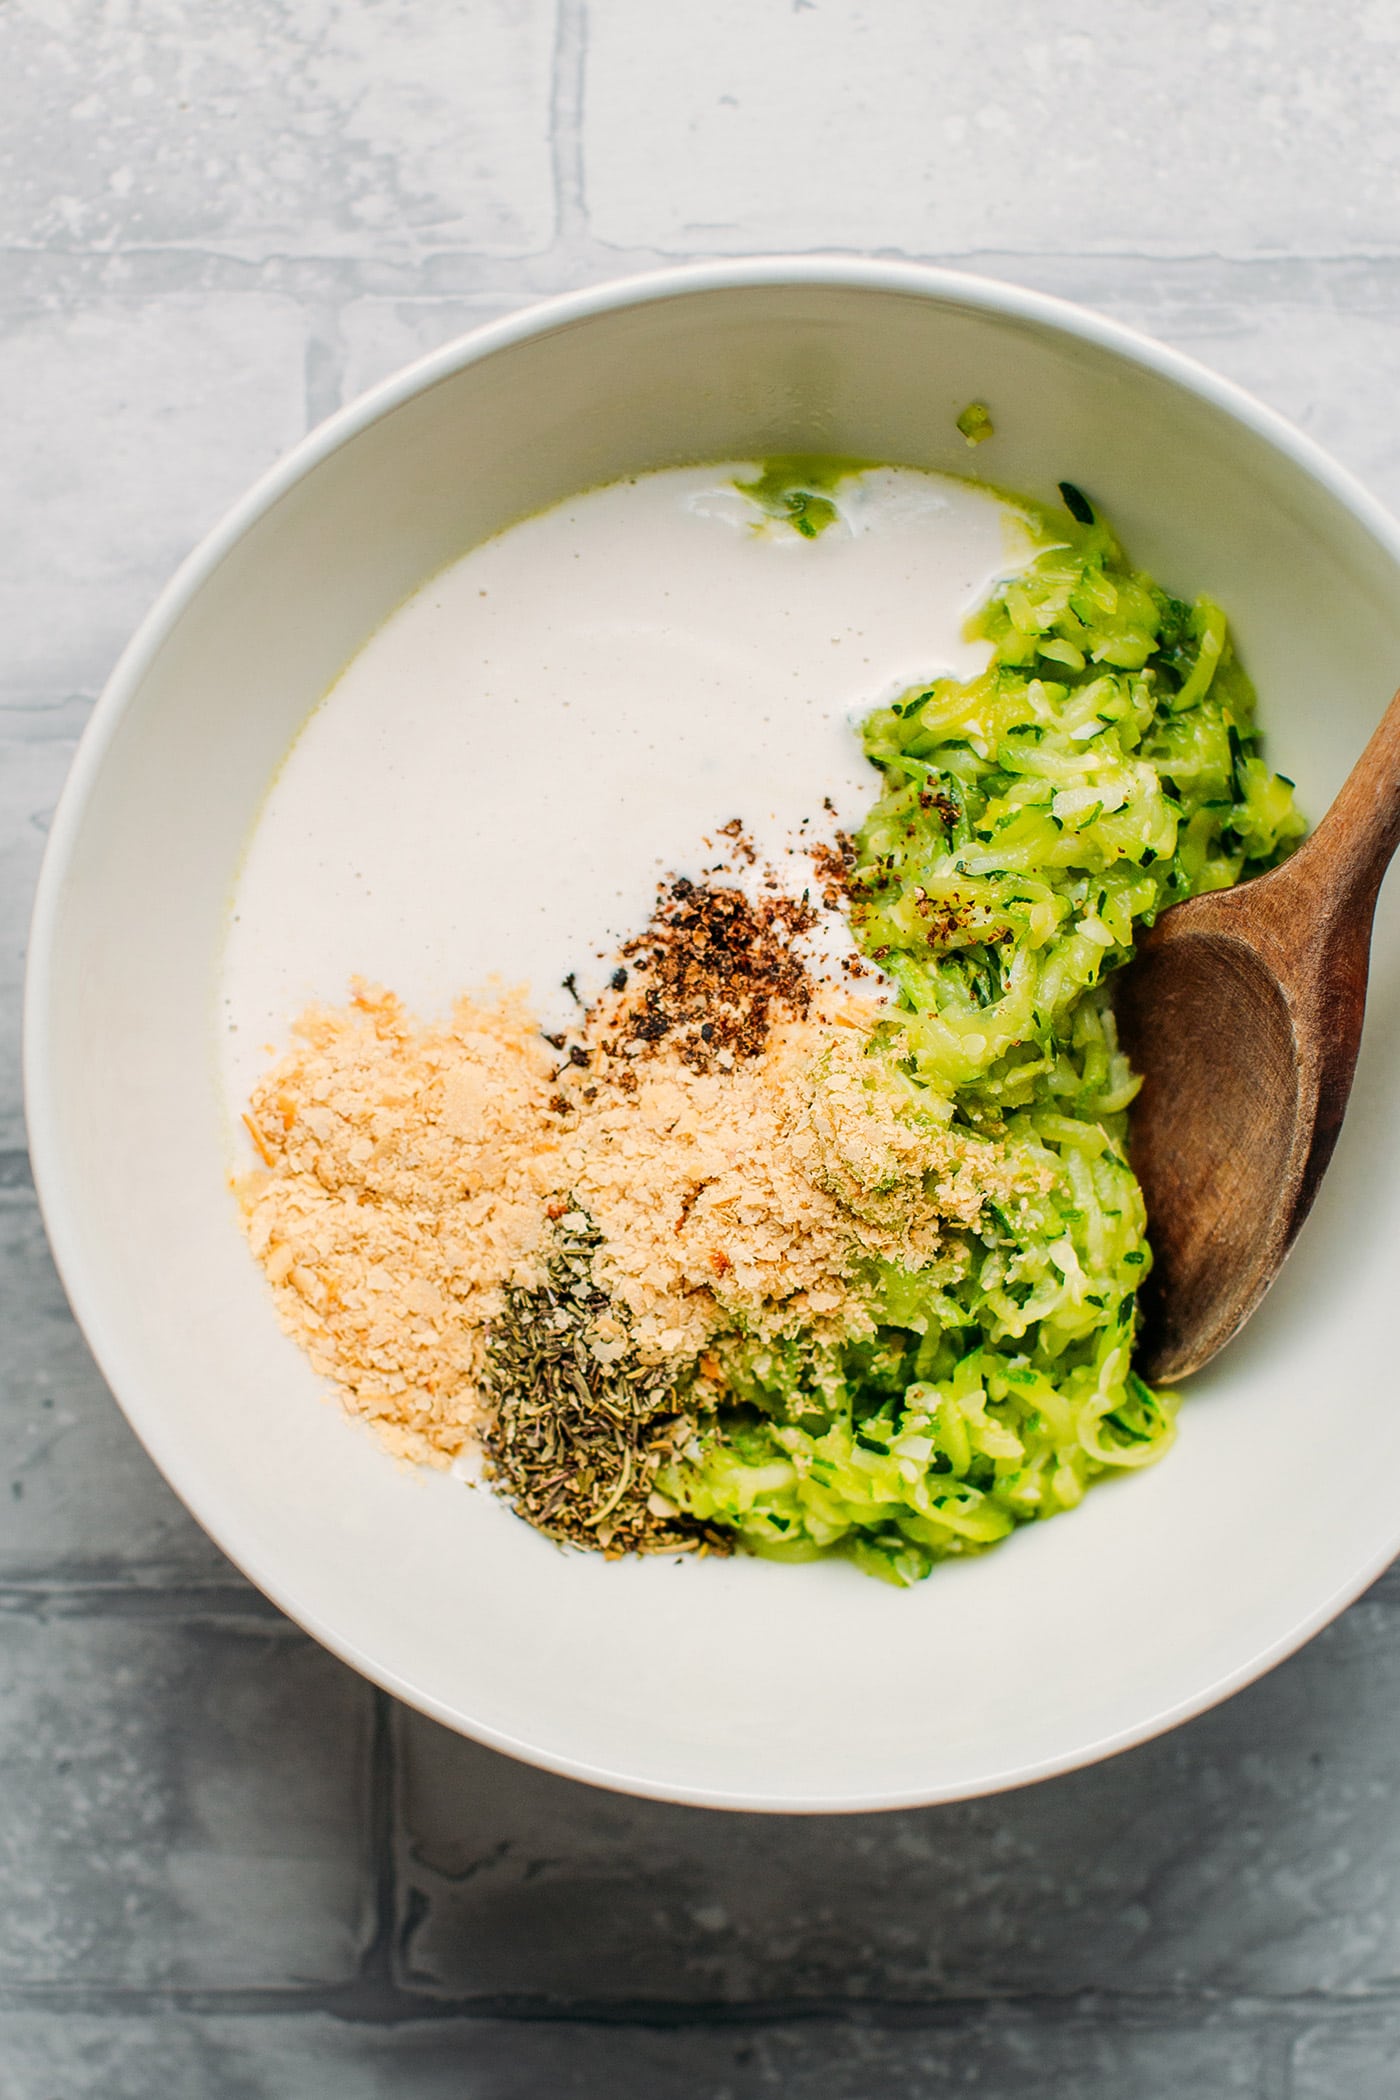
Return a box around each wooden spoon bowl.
[1116,685,1400,1383]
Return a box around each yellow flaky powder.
[237,981,1032,1464]
[560,1003,1013,1361]
[239,983,562,1465]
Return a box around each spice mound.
[237,854,1024,1552]
[596,872,817,1069]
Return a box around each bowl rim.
[24,254,1400,1813]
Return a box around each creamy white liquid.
[220,465,1038,1117]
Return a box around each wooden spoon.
[1114,685,1400,1384]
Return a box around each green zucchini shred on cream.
[731,454,877,539]
[663,482,1305,1585]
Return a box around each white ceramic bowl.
[26,260,1400,1812]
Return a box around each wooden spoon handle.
[1299,682,1400,917]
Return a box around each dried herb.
[482,1219,727,1557]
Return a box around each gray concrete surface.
[5,3,1400,2093]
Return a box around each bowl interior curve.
[28,268,1400,1810]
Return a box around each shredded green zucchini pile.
[664,476,1305,1584]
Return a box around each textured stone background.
[5,3,1400,2093]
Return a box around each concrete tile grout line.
[0,1582,284,1620]
[0,1980,1377,2029]
[548,0,591,256]
[8,245,1400,303]
[359,1690,402,2014]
